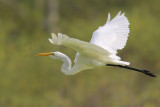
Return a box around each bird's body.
[48,34,114,75]
[37,11,156,77]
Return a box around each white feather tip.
[48,38,53,44]
[50,33,58,44]
[117,11,121,16]
[107,12,111,23]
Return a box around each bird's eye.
[50,53,54,55]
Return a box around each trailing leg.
[106,64,156,77]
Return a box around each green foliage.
[0,0,160,106]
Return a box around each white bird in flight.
[37,11,155,77]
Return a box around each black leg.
[106,64,156,77]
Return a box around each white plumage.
[37,11,130,75]
[90,11,129,53]
[90,11,130,65]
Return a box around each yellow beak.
[36,52,54,56]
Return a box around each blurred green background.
[0,0,160,106]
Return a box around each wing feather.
[90,11,130,54]
[49,33,111,61]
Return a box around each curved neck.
[60,55,72,74]
[50,53,82,75]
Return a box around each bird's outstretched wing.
[48,33,111,57]
[90,11,130,54]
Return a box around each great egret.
[37,11,156,77]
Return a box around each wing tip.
[107,12,111,23]
[48,38,53,44]
[117,11,121,16]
